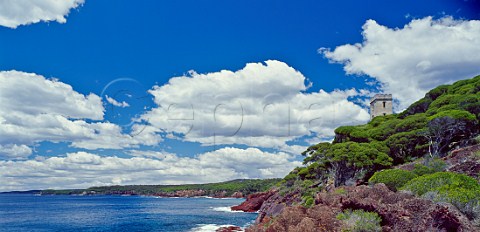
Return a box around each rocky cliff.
[231,144,480,231]
[231,190,276,212]
[444,144,480,181]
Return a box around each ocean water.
[0,194,257,232]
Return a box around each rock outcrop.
[231,191,244,198]
[254,189,302,224]
[246,184,478,232]
[231,190,277,212]
[444,144,480,181]
[216,226,242,232]
[246,205,342,232]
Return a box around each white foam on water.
[189,224,237,232]
[210,206,243,213]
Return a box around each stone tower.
[370,94,393,119]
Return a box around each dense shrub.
[386,130,428,163]
[281,169,300,187]
[332,75,479,163]
[336,209,382,232]
[410,158,446,176]
[401,172,480,221]
[293,75,479,202]
[369,169,418,191]
[400,98,432,118]
[401,172,479,197]
[424,158,446,172]
[426,85,450,101]
[412,164,435,176]
[302,141,392,187]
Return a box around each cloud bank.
[0,148,301,192]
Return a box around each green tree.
[424,111,478,157]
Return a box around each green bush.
[386,130,428,163]
[423,158,446,172]
[294,75,480,204]
[302,196,315,208]
[427,109,477,121]
[401,172,480,220]
[297,167,310,178]
[412,158,446,176]
[337,209,382,232]
[401,172,480,196]
[301,179,314,188]
[412,164,435,176]
[334,187,347,195]
[301,141,393,187]
[369,169,418,191]
[281,171,299,187]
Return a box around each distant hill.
[39,178,281,198]
[0,190,41,194]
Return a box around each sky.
[0,0,480,191]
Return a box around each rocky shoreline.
[229,145,480,231]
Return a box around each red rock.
[444,144,480,181]
[447,144,480,161]
[255,188,302,223]
[230,191,244,198]
[246,205,341,232]
[216,226,242,232]
[231,190,276,212]
[247,184,478,232]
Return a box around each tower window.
[383,101,386,108]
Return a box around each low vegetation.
[368,158,447,191]
[368,169,417,191]
[411,158,446,176]
[401,172,480,222]
[336,209,382,232]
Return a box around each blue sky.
[0,0,479,191]
[2,0,478,94]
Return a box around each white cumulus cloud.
[0,71,161,155]
[0,144,32,160]
[321,16,480,110]
[140,60,369,149]
[0,0,84,28]
[105,95,130,108]
[0,70,104,120]
[0,148,301,192]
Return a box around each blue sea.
[0,194,257,232]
